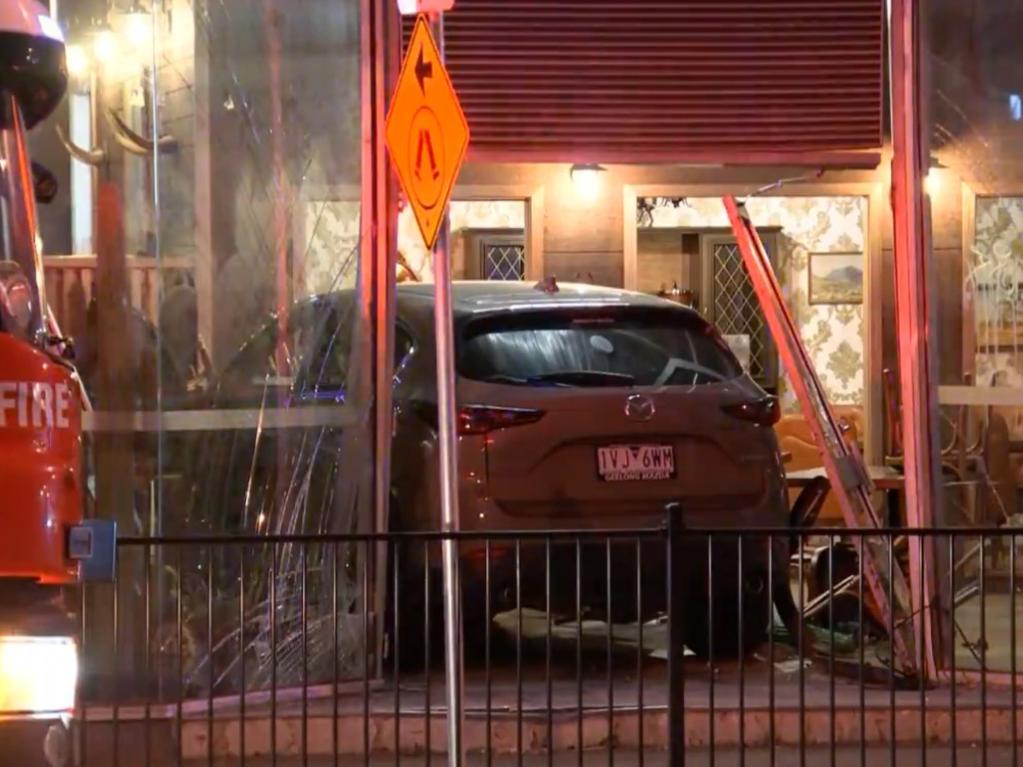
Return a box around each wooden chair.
[775,407,861,524]
[883,367,1013,526]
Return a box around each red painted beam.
[889,0,942,679]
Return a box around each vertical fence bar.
[112,558,119,767]
[517,539,523,767]
[576,537,584,767]
[888,535,895,767]
[919,534,927,767]
[636,537,644,767]
[949,535,957,767]
[144,542,152,767]
[606,537,614,767]
[333,544,340,767]
[738,534,745,767]
[666,504,685,767]
[546,538,553,767]
[207,545,214,767]
[485,540,493,767]
[393,541,400,767]
[177,547,183,767]
[240,548,247,767]
[359,541,367,767]
[1011,532,1018,767]
[301,545,308,767]
[425,544,432,767]
[980,534,987,767]
[271,545,278,767]
[768,533,776,767]
[859,534,865,767]
[79,581,87,767]
[828,536,835,766]
[798,530,805,767]
[707,534,715,767]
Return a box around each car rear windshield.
[459,308,743,388]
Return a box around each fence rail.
[64,515,1023,766]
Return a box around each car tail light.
[721,397,780,427]
[458,405,545,435]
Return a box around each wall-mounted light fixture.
[65,44,89,78]
[122,4,152,49]
[397,0,455,14]
[924,157,946,198]
[570,163,606,203]
[92,25,118,66]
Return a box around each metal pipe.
[431,14,464,767]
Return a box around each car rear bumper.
[459,529,781,618]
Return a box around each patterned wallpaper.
[299,200,361,296]
[642,196,868,410]
[972,196,1023,382]
[971,196,1023,439]
[399,200,526,283]
[296,195,867,411]
[298,199,526,296]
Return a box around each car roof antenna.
[534,276,559,294]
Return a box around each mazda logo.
[625,394,655,422]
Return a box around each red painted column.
[889,0,943,678]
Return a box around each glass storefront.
[30,0,1023,697]
[48,0,373,696]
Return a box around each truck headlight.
[0,636,76,717]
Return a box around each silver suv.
[390,281,788,656]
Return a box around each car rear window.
[458,308,743,388]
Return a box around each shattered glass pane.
[69,0,371,699]
[926,0,1023,672]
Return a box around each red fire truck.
[0,3,82,765]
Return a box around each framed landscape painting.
[809,252,864,305]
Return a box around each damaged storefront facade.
[23,0,1023,743]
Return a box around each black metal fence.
[69,511,1023,766]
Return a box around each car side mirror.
[32,162,58,204]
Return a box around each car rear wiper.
[526,370,635,387]
[483,374,530,385]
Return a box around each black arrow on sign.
[415,48,433,94]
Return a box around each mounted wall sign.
[385,14,469,250]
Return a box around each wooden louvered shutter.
[424,0,884,165]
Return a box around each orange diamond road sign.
[385,15,470,250]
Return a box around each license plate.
[597,444,675,482]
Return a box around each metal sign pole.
[434,214,463,765]
[432,16,464,766]
[385,8,468,759]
